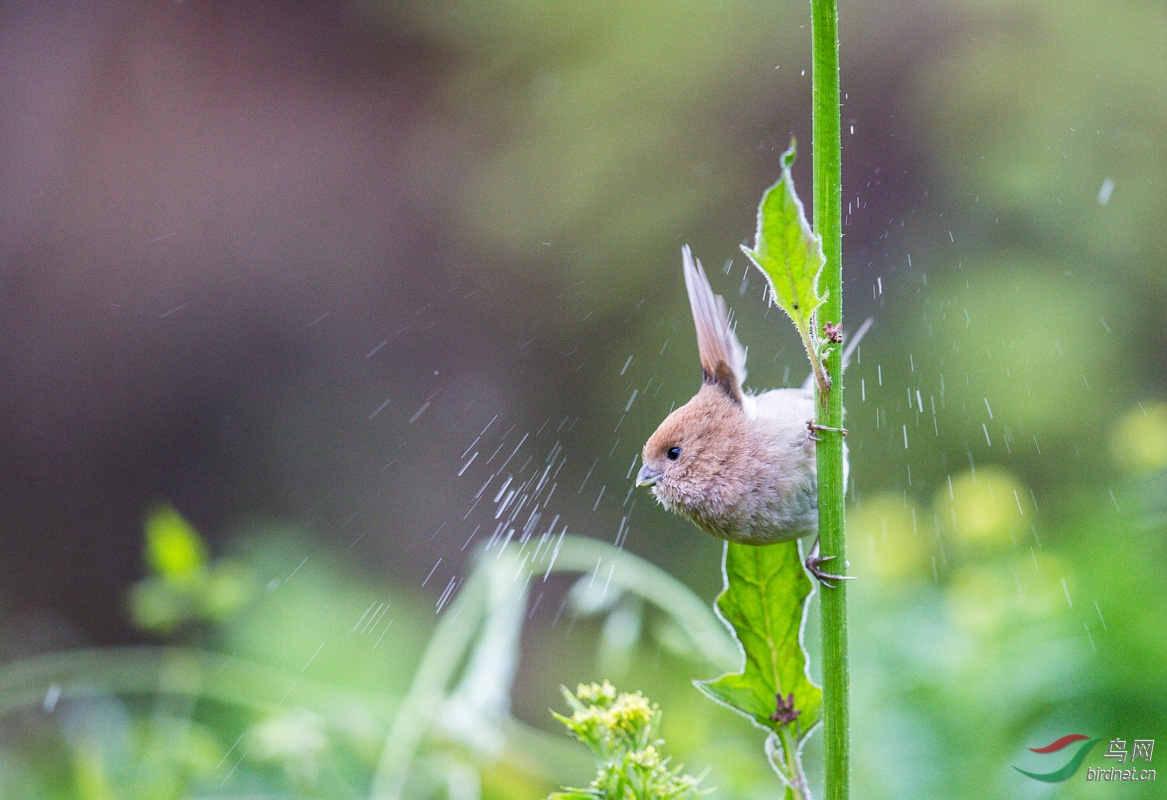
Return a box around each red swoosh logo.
[1029,734,1090,753]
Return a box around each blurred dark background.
[1,0,1164,797]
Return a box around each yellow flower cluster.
[571,682,654,737]
[627,745,661,769]
[551,683,706,800]
[575,680,619,707]
[607,692,652,735]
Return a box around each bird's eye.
[666,446,682,461]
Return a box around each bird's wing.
[799,316,874,393]
[683,245,747,404]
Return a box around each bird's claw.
[805,536,855,589]
[805,420,848,442]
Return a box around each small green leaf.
[127,576,189,634]
[740,140,826,341]
[695,541,821,742]
[144,505,208,583]
[201,561,257,620]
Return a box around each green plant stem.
[772,729,810,800]
[797,323,830,399]
[810,0,849,799]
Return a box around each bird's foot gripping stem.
[805,535,855,589]
[806,420,848,442]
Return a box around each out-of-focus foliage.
[128,506,256,635]
[371,0,809,320]
[1111,401,1167,474]
[0,529,745,799]
[910,0,1167,286]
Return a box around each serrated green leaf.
[740,140,826,340]
[695,541,821,742]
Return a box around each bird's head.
[636,385,746,517]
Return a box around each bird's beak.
[636,464,661,487]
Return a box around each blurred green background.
[0,0,1164,797]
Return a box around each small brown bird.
[636,246,868,584]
